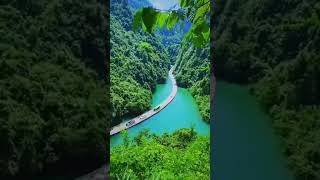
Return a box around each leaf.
[202,27,210,42]
[141,7,159,33]
[141,21,147,32]
[179,0,185,7]
[192,33,205,48]
[191,20,210,47]
[194,2,210,22]
[179,0,190,7]
[185,0,194,7]
[182,29,193,47]
[194,19,209,34]
[158,12,169,29]
[133,9,142,32]
[167,11,178,30]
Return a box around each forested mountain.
[0,0,108,178]
[213,0,320,179]
[175,44,210,123]
[110,0,210,178]
[128,0,152,10]
[110,0,171,126]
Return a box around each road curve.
[110,67,177,136]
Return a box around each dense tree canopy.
[110,128,210,179]
[0,0,108,178]
[110,0,171,126]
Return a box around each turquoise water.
[110,76,210,148]
[213,80,294,180]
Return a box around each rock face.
[75,165,109,180]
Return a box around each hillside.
[175,44,210,123]
[110,0,171,126]
[0,0,108,178]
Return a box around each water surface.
[110,77,210,147]
[213,80,294,180]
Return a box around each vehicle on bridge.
[126,120,135,127]
[153,105,161,111]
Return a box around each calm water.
[213,80,294,180]
[110,77,210,148]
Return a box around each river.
[110,75,210,148]
[213,80,294,180]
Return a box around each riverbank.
[110,73,209,148]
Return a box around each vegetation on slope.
[0,0,108,178]
[110,0,171,126]
[131,0,211,123]
[110,1,210,179]
[213,0,320,179]
[110,128,210,179]
[175,44,210,123]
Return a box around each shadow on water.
[213,80,294,180]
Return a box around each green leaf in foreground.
[158,12,169,29]
[167,11,178,30]
[133,9,142,32]
[142,7,159,33]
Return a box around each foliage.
[175,44,210,123]
[128,0,210,123]
[0,0,108,178]
[110,0,171,126]
[111,1,210,179]
[213,0,320,179]
[110,128,210,179]
[133,0,210,47]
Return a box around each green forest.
[0,0,108,178]
[213,0,320,179]
[110,0,211,179]
[111,128,210,179]
[110,0,211,125]
[110,0,171,126]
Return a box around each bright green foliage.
[111,76,152,121]
[110,128,210,179]
[0,0,108,177]
[142,8,160,33]
[133,0,210,47]
[133,7,160,33]
[167,11,178,30]
[110,1,171,126]
[157,12,169,29]
[175,44,210,123]
[133,9,143,32]
[213,0,320,179]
